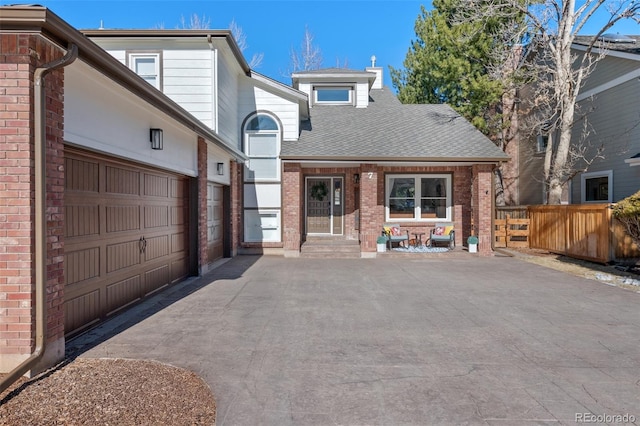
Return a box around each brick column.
[359,164,383,256]
[282,163,302,257]
[472,164,495,255]
[0,34,66,373]
[197,137,208,274]
[230,160,241,256]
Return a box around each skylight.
[598,33,636,43]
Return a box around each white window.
[244,210,280,242]
[536,135,548,153]
[244,114,280,182]
[581,170,613,203]
[386,174,452,221]
[129,53,160,89]
[314,86,353,105]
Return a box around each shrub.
[612,189,640,250]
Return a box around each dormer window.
[314,86,353,105]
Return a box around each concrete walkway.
[68,254,640,425]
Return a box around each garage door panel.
[65,290,100,336]
[106,205,140,233]
[145,235,169,260]
[145,205,169,228]
[106,166,140,195]
[106,275,142,315]
[65,247,100,285]
[171,257,189,283]
[106,240,142,273]
[65,157,99,192]
[64,148,191,338]
[65,205,100,237]
[144,264,170,295]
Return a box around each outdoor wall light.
[354,173,360,184]
[150,128,163,150]
[216,162,224,175]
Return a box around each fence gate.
[494,214,530,248]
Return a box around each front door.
[306,177,343,235]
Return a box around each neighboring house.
[0,5,506,377]
[517,34,640,205]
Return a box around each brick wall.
[197,137,207,273]
[0,33,66,371]
[230,160,241,256]
[472,164,495,255]
[282,163,302,254]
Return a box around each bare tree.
[286,26,323,75]
[177,13,211,30]
[462,0,639,204]
[229,19,264,69]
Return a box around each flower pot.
[468,243,477,253]
[377,243,386,253]
[467,235,478,253]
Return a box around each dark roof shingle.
[282,87,508,162]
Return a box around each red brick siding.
[282,163,302,251]
[0,33,66,359]
[197,137,207,272]
[472,164,495,255]
[230,160,242,255]
[279,164,492,254]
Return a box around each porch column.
[472,164,495,255]
[359,164,383,256]
[282,163,302,257]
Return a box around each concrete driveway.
[69,254,640,425]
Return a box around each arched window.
[244,113,280,181]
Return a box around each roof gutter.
[0,43,79,395]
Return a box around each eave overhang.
[0,5,247,162]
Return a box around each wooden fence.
[495,204,640,263]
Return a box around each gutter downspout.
[0,43,78,395]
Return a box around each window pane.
[245,159,277,180]
[134,57,156,75]
[247,134,277,156]
[247,115,278,131]
[389,199,415,218]
[142,75,157,86]
[389,178,415,198]
[316,88,350,102]
[585,177,608,201]
[421,178,446,197]
[421,199,447,218]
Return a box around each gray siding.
[580,55,639,93]
[571,77,640,202]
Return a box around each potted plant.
[376,235,388,252]
[467,235,479,253]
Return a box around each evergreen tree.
[390,0,524,136]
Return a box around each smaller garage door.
[64,149,191,337]
[207,182,224,263]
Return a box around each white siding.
[238,81,300,141]
[217,48,240,149]
[64,61,198,176]
[243,184,282,208]
[207,144,233,184]
[355,81,370,108]
[162,50,214,129]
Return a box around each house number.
[368,172,373,179]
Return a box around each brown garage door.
[64,148,191,337]
[207,182,224,263]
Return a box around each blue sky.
[4,1,638,88]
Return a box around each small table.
[412,232,425,247]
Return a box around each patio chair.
[428,222,455,249]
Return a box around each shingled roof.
[281,87,509,163]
